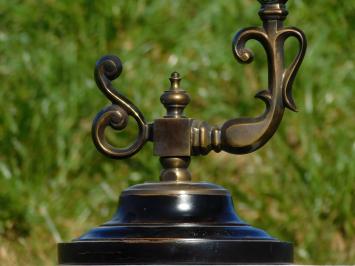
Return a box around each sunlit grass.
[0,0,354,264]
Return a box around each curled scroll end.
[92,104,148,159]
[284,91,297,112]
[255,89,272,105]
[108,106,129,130]
[95,55,123,82]
[92,105,127,159]
[235,48,255,64]
[92,55,149,159]
[232,27,269,65]
[278,28,307,112]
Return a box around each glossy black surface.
[107,194,241,224]
[59,240,292,265]
[78,225,272,240]
[58,182,292,264]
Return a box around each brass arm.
[92,56,149,159]
[192,0,307,155]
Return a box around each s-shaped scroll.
[92,56,150,159]
[192,0,307,155]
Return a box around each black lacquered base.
[59,239,292,265]
[58,182,293,264]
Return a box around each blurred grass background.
[0,0,354,264]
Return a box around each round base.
[58,182,293,264]
[59,239,292,265]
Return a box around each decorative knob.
[160,72,190,118]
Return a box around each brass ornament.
[92,1,306,180]
[58,1,307,264]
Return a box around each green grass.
[0,0,354,264]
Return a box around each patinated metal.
[91,0,306,181]
[59,0,306,264]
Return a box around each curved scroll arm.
[218,23,307,154]
[92,55,149,159]
[278,27,307,111]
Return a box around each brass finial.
[155,72,192,181]
[169,71,181,89]
[160,72,190,118]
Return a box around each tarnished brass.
[92,56,150,159]
[91,0,306,180]
[219,0,306,154]
[59,1,307,264]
